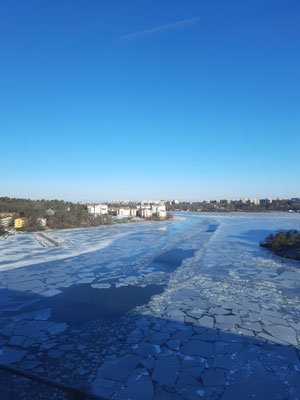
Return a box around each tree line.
[0,197,112,232]
[167,200,300,213]
[260,230,300,252]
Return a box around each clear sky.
[1,0,299,202]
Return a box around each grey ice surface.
[0,212,300,399]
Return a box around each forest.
[0,197,112,231]
[260,230,300,261]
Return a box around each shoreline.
[2,215,172,236]
[262,244,300,262]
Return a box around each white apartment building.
[117,207,131,217]
[130,208,137,217]
[157,203,166,212]
[252,198,260,205]
[137,208,152,218]
[87,203,108,216]
[156,209,167,218]
[108,202,167,220]
[116,208,138,217]
[141,202,151,209]
[137,202,167,219]
[151,205,158,214]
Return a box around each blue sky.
[1,0,299,202]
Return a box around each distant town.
[0,196,299,235]
[87,200,167,219]
[167,197,300,213]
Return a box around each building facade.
[0,213,15,227]
[117,208,131,217]
[14,218,27,228]
[87,203,108,216]
[37,217,47,227]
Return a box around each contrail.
[119,17,199,40]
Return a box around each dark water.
[151,248,195,270]
[205,224,219,233]
[39,283,165,326]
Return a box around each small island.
[260,230,300,261]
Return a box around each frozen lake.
[0,212,300,399]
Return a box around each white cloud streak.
[119,17,199,40]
